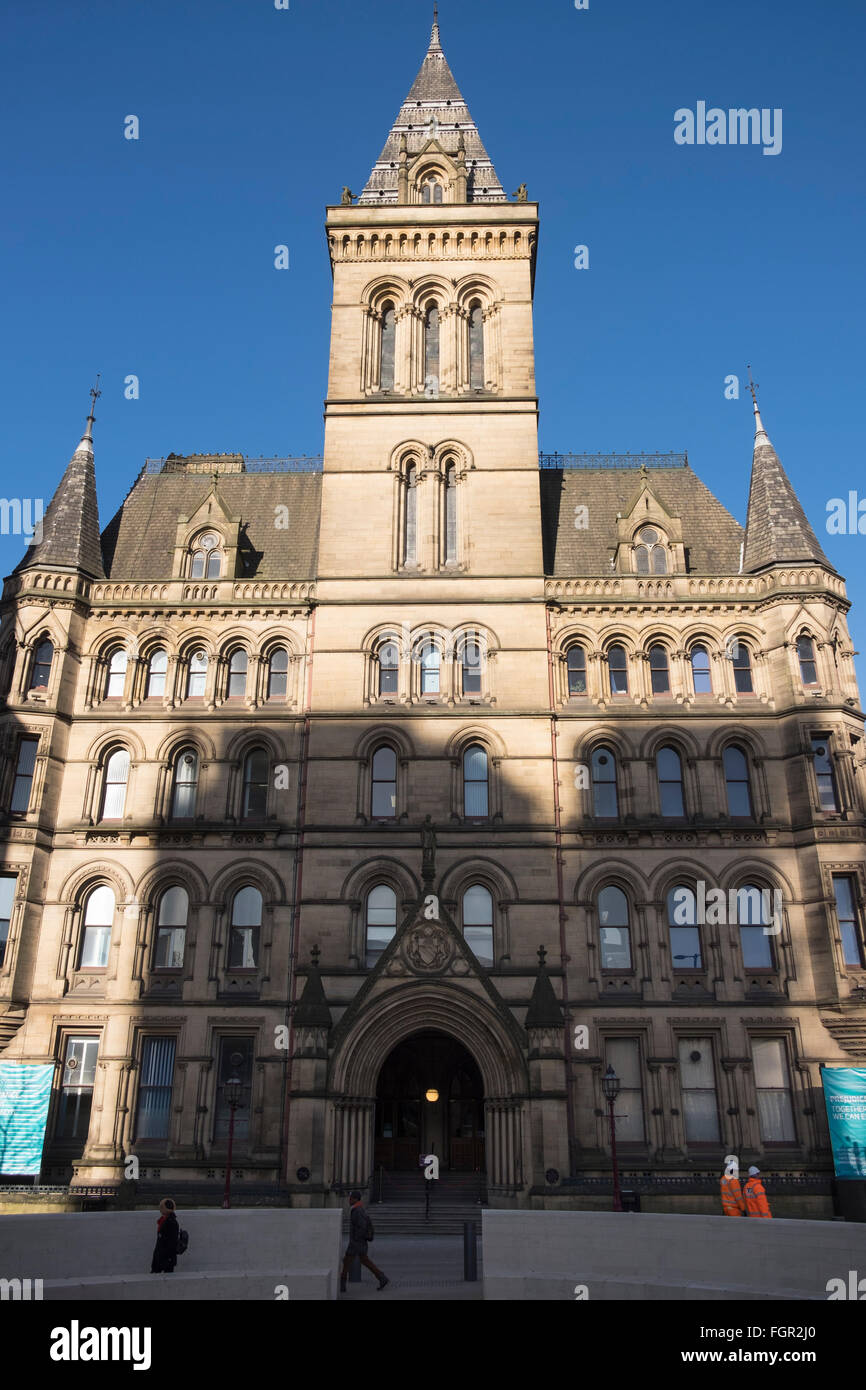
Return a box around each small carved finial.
[80,373,102,448]
[513,183,528,203]
[537,944,547,967]
[746,364,767,436]
[310,944,321,967]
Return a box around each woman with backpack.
[150,1197,180,1273]
[339,1191,389,1292]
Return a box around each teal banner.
[0,1061,54,1177]
[822,1067,866,1179]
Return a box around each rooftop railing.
[142,453,688,475]
[539,452,688,469]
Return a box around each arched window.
[146,649,168,699]
[380,302,396,392]
[267,648,289,700]
[567,645,587,696]
[736,884,775,969]
[366,884,397,967]
[190,532,221,579]
[404,463,418,565]
[652,546,668,574]
[812,735,840,812]
[228,886,262,969]
[378,640,400,696]
[190,550,206,579]
[731,641,754,693]
[461,636,482,696]
[242,748,269,820]
[154,885,188,970]
[80,885,115,969]
[723,744,754,817]
[227,649,248,699]
[171,749,198,820]
[463,744,489,818]
[444,462,458,565]
[100,748,130,821]
[607,645,628,695]
[462,884,493,965]
[186,650,208,698]
[797,635,818,686]
[634,528,667,574]
[422,177,443,204]
[29,639,53,691]
[635,546,650,575]
[667,885,702,969]
[649,644,670,695]
[371,745,397,819]
[424,302,440,392]
[206,550,222,579]
[420,642,441,695]
[591,746,618,818]
[469,302,484,390]
[690,645,712,694]
[657,746,685,817]
[597,885,631,969]
[105,647,128,699]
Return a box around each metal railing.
[144,455,324,475]
[539,452,687,470]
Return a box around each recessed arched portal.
[374,1030,485,1173]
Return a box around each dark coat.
[151,1212,179,1272]
[345,1202,373,1256]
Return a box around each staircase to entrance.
[344,1170,487,1236]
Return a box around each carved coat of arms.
[406,920,452,972]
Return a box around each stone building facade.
[1,16,864,1213]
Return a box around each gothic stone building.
[1,17,864,1214]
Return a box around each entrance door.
[374,1030,485,1173]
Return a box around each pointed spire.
[525,946,564,1030]
[741,377,832,575]
[293,946,332,1030]
[14,382,105,579]
[358,14,506,204]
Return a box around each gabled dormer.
[610,474,686,575]
[172,482,240,581]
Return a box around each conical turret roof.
[741,400,831,574]
[14,402,104,579]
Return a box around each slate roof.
[540,465,745,577]
[741,413,832,574]
[101,464,321,581]
[359,15,506,205]
[15,429,105,579]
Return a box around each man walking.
[719,1164,745,1217]
[340,1190,389,1293]
[743,1165,772,1218]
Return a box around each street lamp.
[221,1066,245,1210]
[601,1064,623,1212]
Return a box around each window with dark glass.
[228,887,262,969]
[462,884,493,965]
[371,745,397,819]
[463,744,489,818]
[424,302,440,391]
[29,639,53,691]
[461,637,482,696]
[171,750,198,820]
[833,875,863,968]
[56,1036,99,1141]
[378,640,400,696]
[812,736,840,812]
[79,885,114,969]
[678,1038,720,1142]
[0,875,14,969]
[657,746,685,817]
[267,648,289,699]
[444,463,457,565]
[105,648,128,699]
[469,302,484,389]
[797,635,818,686]
[649,644,670,695]
[214,1036,254,1141]
[186,650,208,698]
[420,642,441,695]
[567,646,587,696]
[605,1037,644,1140]
[723,745,753,817]
[380,302,396,391]
[206,550,221,579]
[634,528,667,575]
[668,885,702,969]
[154,886,188,970]
[136,1037,176,1141]
[146,649,168,699]
[100,748,130,821]
[751,1037,796,1143]
[607,645,628,695]
[738,885,775,969]
[366,884,398,967]
[404,463,418,565]
[242,748,269,820]
[598,885,631,969]
[731,641,754,693]
[691,645,712,694]
[10,737,38,813]
[591,746,618,818]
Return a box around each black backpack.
[176,1228,189,1256]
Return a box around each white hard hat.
[748,1166,760,1176]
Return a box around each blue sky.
[2,0,864,677]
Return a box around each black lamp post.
[601,1064,623,1212]
[221,1069,245,1210]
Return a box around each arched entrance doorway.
[374,1030,485,1173]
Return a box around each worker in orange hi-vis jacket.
[719,1164,746,1217]
[743,1165,773,1218]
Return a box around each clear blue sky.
[2,0,864,679]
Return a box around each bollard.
[349,1255,361,1283]
[463,1220,478,1282]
